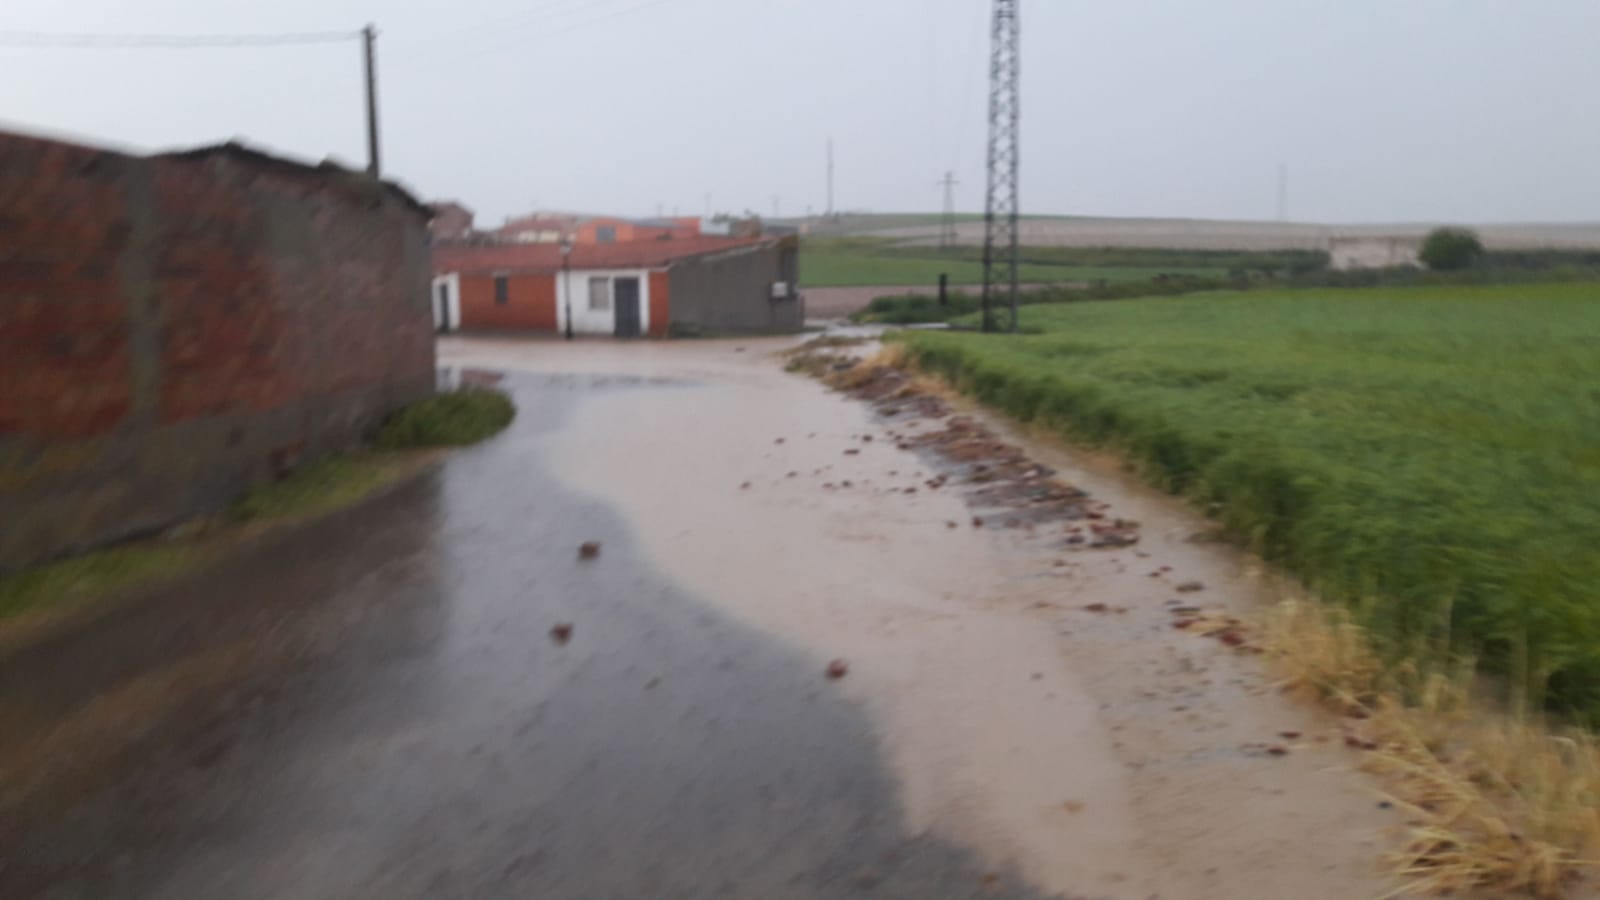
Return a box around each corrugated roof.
[433,236,778,275]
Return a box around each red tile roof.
[432,236,777,275]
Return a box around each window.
[588,277,612,312]
[494,275,508,305]
[596,225,617,243]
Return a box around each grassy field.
[897,283,1600,719]
[801,252,1190,288]
[799,238,1326,288]
[801,239,1230,288]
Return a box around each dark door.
[435,283,450,333]
[613,277,641,337]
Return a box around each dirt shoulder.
[441,335,1400,899]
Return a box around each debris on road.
[825,659,850,679]
[1176,580,1206,593]
[549,623,574,645]
[577,541,602,560]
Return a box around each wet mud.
[3,372,1071,900]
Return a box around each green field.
[898,283,1600,718]
[799,238,1323,288]
[799,252,1211,288]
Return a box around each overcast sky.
[5,0,1598,224]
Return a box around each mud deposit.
[436,336,1402,900]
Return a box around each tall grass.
[898,283,1600,720]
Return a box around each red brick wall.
[0,131,435,569]
[648,271,671,337]
[459,272,557,331]
[0,137,138,440]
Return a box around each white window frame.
[588,276,612,312]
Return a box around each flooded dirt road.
[4,336,1396,899]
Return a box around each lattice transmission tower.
[980,0,1020,333]
[938,171,960,251]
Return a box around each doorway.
[613,277,641,337]
[435,282,451,333]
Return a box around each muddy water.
[442,336,1400,899]
[4,370,1062,900]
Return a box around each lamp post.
[560,238,574,340]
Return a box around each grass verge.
[896,283,1600,720]
[375,388,515,449]
[0,388,515,636]
[808,344,1600,896]
[1265,599,1600,897]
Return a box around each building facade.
[432,236,801,337]
[492,213,702,246]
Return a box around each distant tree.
[1419,227,1485,271]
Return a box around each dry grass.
[1266,599,1600,898]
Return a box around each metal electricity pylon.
[938,171,960,251]
[980,0,1020,333]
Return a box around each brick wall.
[0,131,435,570]
[458,272,558,331]
[647,271,671,338]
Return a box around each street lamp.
[560,237,574,340]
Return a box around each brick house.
[432,236,802,337]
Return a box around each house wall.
[556,268,654,336]
[0,130,435,570]
[665,238,804,335]
[648,271,671,338]
[458,272,557,331]
[575,219,637,244]
[1329,238,1422,270]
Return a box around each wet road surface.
[2,373,1067,900]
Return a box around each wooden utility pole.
[363,24,381,176]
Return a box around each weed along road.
[6,337,1396,900]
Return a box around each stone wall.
[0,131,435,570]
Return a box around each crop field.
[898,283,1600,718]
[800,238,1232,288]
[800,251,1193,288]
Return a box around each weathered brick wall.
[0,131,435,570]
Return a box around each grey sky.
[5,0,1598,224]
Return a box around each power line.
[0,29,358,49]
[416,0,640,46]
[438,0,682,63]
[938,172,960,251]
[1277,163,1289,222]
